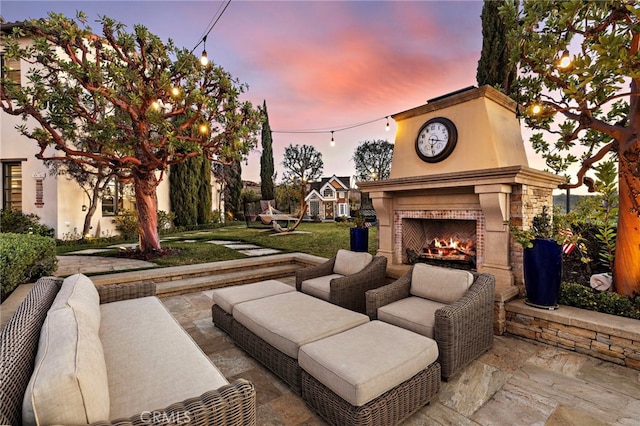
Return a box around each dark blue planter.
[523,238,563,310]
[350,228,369,252]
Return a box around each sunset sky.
[2,0,537,184]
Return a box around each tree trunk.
[613,140,640,297]
[81,186,102,237]
[134,171,161,251]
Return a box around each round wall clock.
[415,117,458,163]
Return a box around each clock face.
[415,117,457,163]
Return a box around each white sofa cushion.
[410,263,474,304]
[233,292,369,358]
[50,273,101,329]
[299,320,439,407]
[100,296,229,419]
[377,296,445,338]
[333,249,373,276]
[301,273,344,301]
[23,307,110,425]
[211,279,295,314]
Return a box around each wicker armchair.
[366,264,495,381]
[296,250,387,314]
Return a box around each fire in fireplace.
[402,217,478,270]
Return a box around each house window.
[1,54,21,87]
[323,188,334,198]
[338,203,347,217]
[2,162,22,211]
[102,179,136,215]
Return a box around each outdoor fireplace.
[357,86,563,294]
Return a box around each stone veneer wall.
[506,300,640,371]
[509,184,555,297]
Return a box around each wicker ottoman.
[299,320,441,426]
[211,279,295,334]
[231,292,369,394]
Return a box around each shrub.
[0,209,54,237]
[0,233,57,299]
[559,282,640,320]
[113,210,139,240]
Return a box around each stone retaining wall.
[506,299,640,371]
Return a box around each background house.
[304,175,355,221]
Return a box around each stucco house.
[1,22,223,239]
[304,175,355,221]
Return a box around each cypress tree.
[169,156,198,227]
[197,156,212,224]
[225,160,243,219]
[476,0,518,96]
[260,100,275,200]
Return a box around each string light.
[531,103,542,115]
[385,116,390,132]
[200,35,209,66]
[272,115,391,142]
[199,123,209,134]
[171,87,180,96]
[558,49,572,69]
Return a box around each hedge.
[559,282,640,320]
[0,233,58,298]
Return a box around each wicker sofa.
[295,249,388,314]
[0,274,256,426]
[366,264,495,381]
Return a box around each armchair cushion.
[410,263,473,304]
[377,296,445,338]
[333,249,373,276]
[301,274,344,301]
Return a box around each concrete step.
[155,264,301,297]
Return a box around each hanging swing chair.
[257,201,307,233]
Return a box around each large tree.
[352,139,394,182]
[282,144,323,213]
[260,100,275,200]
[0,13,261,251]
[505,1,640,296]
[476,0,518,95]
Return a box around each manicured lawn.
[57,221,378,267]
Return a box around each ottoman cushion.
[233,292,369,359]
[211,279,294,314]
[299,320,439,407]
[301,274,344,301]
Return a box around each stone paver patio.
[164,277,640,425]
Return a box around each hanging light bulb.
[171,86,180,96]
[200,35,209,66]
[531,103,543,115]
[385,116,390,132]
[199,123,209,134]
[330,131,335,147]
[151,100,161,110]
[558,49,572,69]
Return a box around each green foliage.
[351,211,366,229]
[559,282,640,320]
[0,209,54,237]
[351,140,394,182]
[562,161,618,272]
[157,210,176,233]
[113,210,139,240]
[282,144,324,185]
[510,206,576,249]
[477,0,518,95]
[260,100,275,200]
[0,233,57,297]
[225,161,243,218]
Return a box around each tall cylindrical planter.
[350,227,369,252]
[523,238,563,310]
